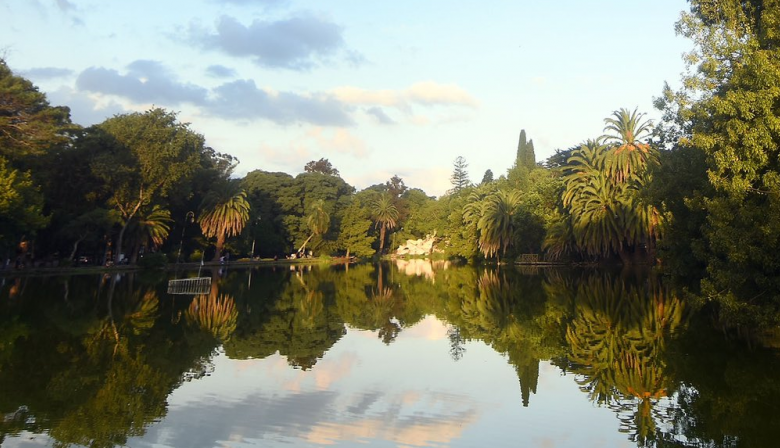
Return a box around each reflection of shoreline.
[394,259,450,282]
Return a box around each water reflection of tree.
[564,275,685,446]
[185,293,238,342]
[332,263,409,345]
[223,266,345,370]
[446,268,568,407]
[0,274,221,447]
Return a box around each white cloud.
[331,81,478,111]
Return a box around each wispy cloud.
[205,64,237,78]
[332,82,479,110]
[365,107,395,125]
[54,0,76,12]
[23,66,74,80]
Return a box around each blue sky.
[1,0,690,196]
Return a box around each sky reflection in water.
[129,316,631,448]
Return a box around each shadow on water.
[0,263,779,447]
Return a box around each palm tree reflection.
[565,275,685,445]
[185,294,238,343]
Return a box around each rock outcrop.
[396,233,436,256]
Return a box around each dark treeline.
[2,1,780,335]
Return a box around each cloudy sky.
[1,0,690,196]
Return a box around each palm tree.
[298,199,330,256]
[371,193,399,255]
[125,205,173,263]
[561,139,661,263]
[477,190,522,263]
[198,182,250,262]
[602,108,656,183]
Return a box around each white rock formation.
[396,233,436,256]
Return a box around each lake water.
[1,261,779,447]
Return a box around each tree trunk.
[68,234,86,261]
[130,241,141,264]
[213,232,226,262]
[379,226,386,254]
[115,222,128,264]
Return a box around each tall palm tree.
[298,199,330,256]
[371,192,399,255]
[602,108,656,183]
[198,182,250,262]
[477,190,522,263]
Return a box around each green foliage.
[88,108,204,263]
[602,107,655,183]
[277,172,354,253]
[241,170,295,256]
[137,252,167,270]
[662,0,780,330]
[0,59,75,166]
[0,156,49,249]
[507,129,536,189]
[371,192,399,254]
[559,123,662,263]
[480,169,494,185]
[304,158,340,176]
[336,198,374,258]
[477,190,523,262]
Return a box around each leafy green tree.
[450,156,471,193]
[198,182,250,261]
[452,183,498,260]
[89,108,203,263]
[60,208,119,262]
[400,188,445,242]
[508,129,536,188]
[242,170,295,257]
[0,59,74,168]
[276,172,354,255]
[304,158,340,176]
[336,199,374,258]
[371,192,399,255]
[0,157,48,255]
[663,0,780,330]
[480,169,494,185]
[516,129,536,170]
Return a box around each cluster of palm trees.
[546,108,663,263]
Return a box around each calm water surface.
[1,261,779,447]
